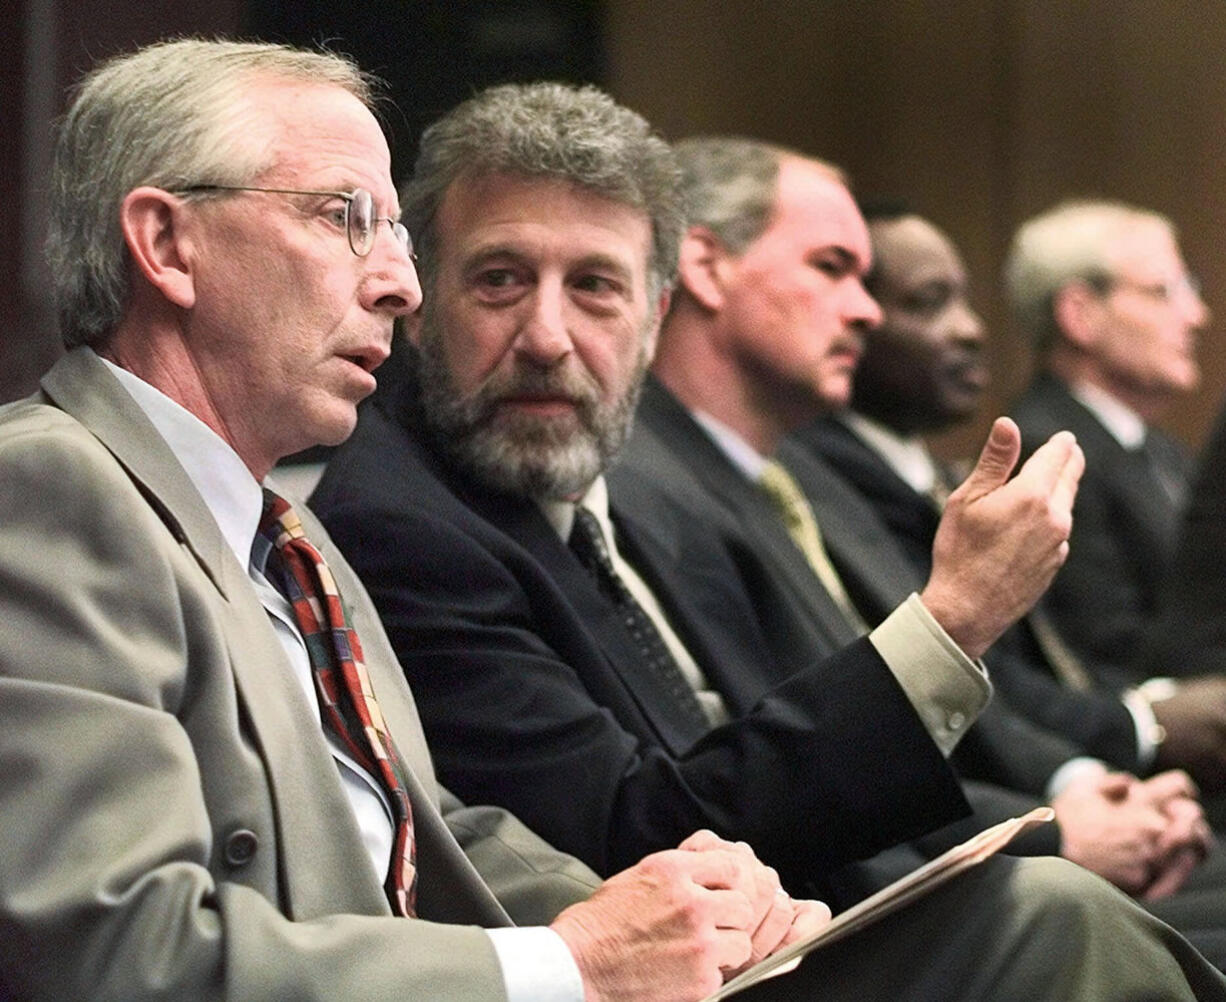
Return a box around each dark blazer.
[0,350,601,1001]
[311,379,971,897]
[1147,401,1226,678]
[1011,373,1191,686]
[791,416,945,575]
[792,414,1142,772]
[614,379,1090,856]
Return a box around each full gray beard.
[415,318,648,502]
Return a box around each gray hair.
[672,136,847,253]
[403,81,683,299]
[1004,199,1176,353]
[48,37,375,349]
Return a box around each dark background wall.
[8,1,1226,459]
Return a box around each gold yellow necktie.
[758,460,868,633]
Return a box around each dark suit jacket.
[311,379,971,897]
[0,350,600,1001]
[1147,401,1226,678]
[1011,373,1191,686]
[613,378,1087,856]
[790,417,945,575]
[792,414,1142,772]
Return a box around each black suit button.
[223,828,259,867]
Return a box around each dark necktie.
[1137,432,1188,510]
[568,505,712,736]
[255,489,417,917]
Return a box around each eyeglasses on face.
[172,184,414,259]
[1092,272,1202,305]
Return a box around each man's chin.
[815,375,854,413]
[311,405,361,449]
[451,430,602,500]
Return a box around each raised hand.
[922,417,1083,658]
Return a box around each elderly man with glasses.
[1005,202,1226,786]
[0,37,849,1002]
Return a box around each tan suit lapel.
[41,349,462,921]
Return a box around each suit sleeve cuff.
[869,593,992,756]
[486,927,586,1002]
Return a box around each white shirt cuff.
[868,593,992,756]
[486,927,586,1002]
[1122,678,1178,771]
[1046,756,1109,798]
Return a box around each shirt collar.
[98,353,264,570]
[1067,380,1147,449]
[539,476,611,543]
[692,410,769,480]
[842,411,939,494]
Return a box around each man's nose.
[848,281,883,331]
[513,284,573,364]
[364,227,423,317]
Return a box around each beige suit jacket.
[0,349,599,1001]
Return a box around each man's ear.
[677,226,729,312]
[119,186,197,310]
[1052,280,1105,351]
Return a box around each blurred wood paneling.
[7,1,1226,457]
[605,0,1226,456]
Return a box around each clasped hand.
[1053,768,1213,899]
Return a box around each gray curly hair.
[402,81,684,300]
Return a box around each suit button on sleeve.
[223,828,259,867]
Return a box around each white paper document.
[703,806,1056,1001]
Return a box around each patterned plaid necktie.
[255,489,417,917]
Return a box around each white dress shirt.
[1069,381,1147,449]
[842,412,942,497]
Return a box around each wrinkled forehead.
[243,78,392,187]
[438,172,653,257]
[767,159,870,265]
